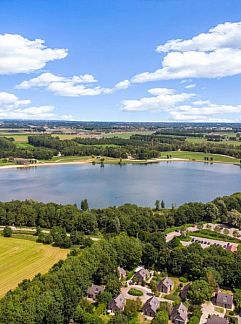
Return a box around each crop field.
[0,236,69,297]
[0,130,154,142]
[103,131,154,139]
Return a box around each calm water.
[0,162,241,208]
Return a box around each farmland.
[0,236,69,297]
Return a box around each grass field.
[186,136,241,146]
[103,130,154,139]
[160,151,241,164]
[191,229,240,243]
[0,133,30,142]
[0,236,69,297]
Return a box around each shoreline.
[0,156,240,170]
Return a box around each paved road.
[0,226,99,241]
[165,226,199,242]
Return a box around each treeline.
[132,134,241,158]
[74,135,186,146]
[1,193,241,236]
[28,135,160,160]
[28,135,129,158]
[0,137,54,160]
[5,132,241,161]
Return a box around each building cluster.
[86,265,235,324]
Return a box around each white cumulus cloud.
[0,91,73,120]
[16,73,130,97]
[156,22,241,52]
[132,22,241,82]
[121,87,241,122]
[0,34,67,74]
[122,88,194,112]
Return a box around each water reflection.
[0,162,240,208]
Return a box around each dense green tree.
[152,310,169,324]
[142,243,158,268]
[81,199,89,211]
[96,291,112,304]
[155,200,160,211]
[111,233,142,270]
[161,200,165,209]
[227,209,241,228]
[109,313,129,324]
[233,289,241,312]
[104,273,121,297]
[189,316,200,324]
[188,280,213,304]
[123,299,142,320]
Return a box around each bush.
[189,304,202,318]
[128,288,143,296]
[189,316,200,324]
[152,310,169,324]
[164,293,181,305]
[3,226,12,237]
[180,276,188,283]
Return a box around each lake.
[0,162,241,208]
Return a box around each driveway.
[200,302,225,324]
[165,226,199,242]
[121,285,173,305]
[121,285,154,304]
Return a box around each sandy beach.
[0,157,190,170]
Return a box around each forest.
[1,132,241,162]
[1,192,241,322]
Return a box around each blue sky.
[1,0,241,122]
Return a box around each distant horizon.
[1,119,241,125]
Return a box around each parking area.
[181,236,238,249]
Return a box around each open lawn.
[186,136,241,146]
[160,150,241,164]
[191,229,240,243]
[0,133,30,142]
[0,236,69,297]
